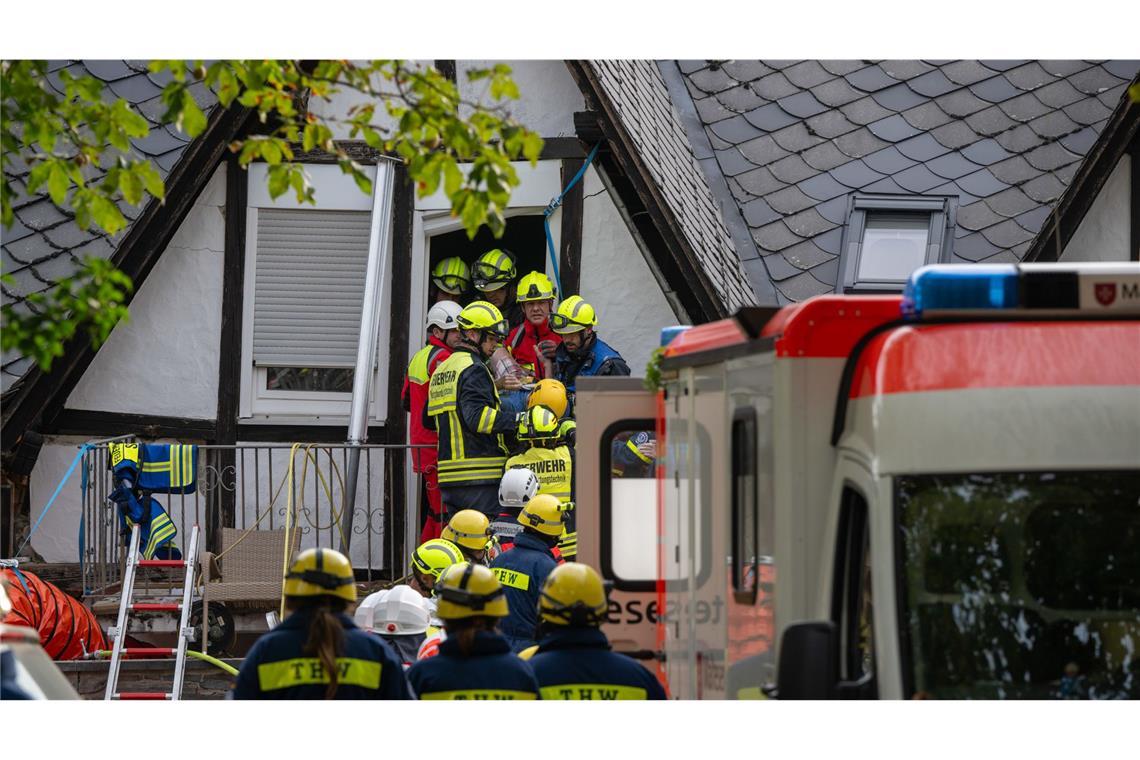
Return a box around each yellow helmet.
[456,301,509,339]
[517,493,568,537]
[410,538,464,581]
[539,562,608,627]
[432,256,471,295]
[472,249,517,292]
[516,271,556,303]
[517,644,540,661]
[441,509,493,553]
[434,562,509,620]
[550,295,597,334]
[517,404,561,441]
[527,379,567,418]
[283,547,357,603]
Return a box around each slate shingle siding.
[2,60,217,390]
[585,61,758,312]
[660,60,1139,302]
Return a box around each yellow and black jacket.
[425,345,517,488]
[505,445,576,558]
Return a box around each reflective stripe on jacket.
[406,630,540,699]
[529,627,666,700]
[402,337,451,471]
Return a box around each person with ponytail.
[232,548,412,700]
[406,562,539,699]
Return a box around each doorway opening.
[427,214,549,306]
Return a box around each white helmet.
[499,467,540,508]
[427,300,462,331]
[362,585,431,636]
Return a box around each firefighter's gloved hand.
[536,340,558,360]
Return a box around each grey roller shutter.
[252,208,371,366]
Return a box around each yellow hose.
[186,649,238,676]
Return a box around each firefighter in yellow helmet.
[506,271,561,380]
[232,548,412,699]
[527,378,576,446]
[551,295,630,400]
[409,538,464,627]
[506,405,577,560]
[425,301,523,520]
[430,256,471,304]
[441,509,496,565]
[489,493,567,652]
[405,563,540,699]
[472,248,524,330]
[529,563,666,699]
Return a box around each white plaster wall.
[578,166,683,377]
[458,60,582,138]
[1061,155,1133,262]
[26,438,90,562]
[66,164,226,418]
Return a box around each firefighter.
[406,562,540,699]
[355,585,434,670]
[472,248,524,330]
[403,300,463,543]
[489,493,567,652]
[506,271,560,380]
[490,467,540,552]
[611,430,657,478]
[425,300,520,520]
[409,538,464,627]
[551,295,631,401]
[430,256,471,304]
[529,563,666,699]
[528,379,576,446]
[506,405,576,559]
[441,509,495,565]
[232,548,412,700]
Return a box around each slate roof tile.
[1027,110,1080,139]
[811,226,844,256]
[752,71,799,101]
[867,113,924,143]
[809,76,864,107]
[829,159,885,189]
[984,186,1038,218]
[861,176,910,196]
[14,198,69,230]
[969,75,1023,103]
[3,236,48,266]
[30,252,82,284]
[71,236,116,262]
[1003,61,1055,92]
[775,270,833,301]
[964,105,1017,137]
[905,69,959,98]
[934,88,990,118]
[930,120,982,150]
[695,94,736,124]
[763,185,818,215]
[2,216,34,245]
[1014,204,1052,233]
[1063,97,1113,126]
[805,109,859,139]
[870,83,927,112]
[130,127,186,156]
[761,251,804,281]
[710,114,762,145]
[1099,60,1140,79]
[892,164,947,193]
[782,238,838,270]
[815,195,851,225]
[1059,125,1100,155]
[994,123,1046,153]
[41,223,99,250]
[4,266,50,298]
[761,61,800,71]
[986,155,1037,185]
[715,147,758,177]
[862,145,918,175]
[978,60,1029,73]
[1021,172,1067,203]
[1030,78,1086,110]
[941,60,996,86]
[721,60,775,82]
[819,60,867,77]
[738,135,789,166]
[899,101,953,132]
[808,254,840,287]
[845,65,898,93]
[732,166,783,197]
[1024,141,1080,172]
[896,133,952,162]
[981,219,1035,248]
[768,153,817,184]
[953,231,1003,261]
[927,151,983,180]
[707,131,734,151]
[1055,162,1081,186]
[1069,65,1125,95]
[81,60,137,81]
[753,220,801,252]
[957,200,1006,231]
[715,85,768,114]
[688,66,738,94]
[1097,83,1129,109]
[678,60,710,75]
[742,102,800,132]
[1038,60,1092,78]
[834,128,889,158]
[1000,92,1052,122]
[801,141,851,172]
[777,90,829,119]
[741,197,782,227]
[107,73,164,104]
[782,60,833,89]
[954,168,1007,198]
[960,138,1013,166]
[879,60,936,82]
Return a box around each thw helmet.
[434,563,509,621]
[517,404,561,441]
[426,300,462,331]
[539,563,608,627]
[473,249,517,292]
[456,301,509,339]
[364,585,432,635]
[441,509,493,553]
[550,295,597,334]
[283,548,356,603]
[527,379,567,418]
[516,271,556,303]
[499,468,540,508]
[432,257,470,295]
[518,493,568,537]
[410,538,464,581]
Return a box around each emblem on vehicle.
[1094,283,1116,306]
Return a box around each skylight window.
[839,195,955,293]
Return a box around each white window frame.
[838,194,956,293]
[239,162,390,425]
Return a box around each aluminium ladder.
[103,523,199,700]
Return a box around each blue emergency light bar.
[902,263,1140,318]
[660,325,691,347]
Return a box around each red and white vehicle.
[577,262,1140,699]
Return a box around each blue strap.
[16,443,93,558]
[542,144,601,297]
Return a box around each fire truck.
[575,262,1140,699]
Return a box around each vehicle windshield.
[896,470,1140,699]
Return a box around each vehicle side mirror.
[774,620,838,699]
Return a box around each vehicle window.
[896,470,1140,699]
[834,488,874,683]
[601,422,658,589]
[731,409,758,602]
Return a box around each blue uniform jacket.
[529,627,667,700]
[554,337,630,394]
[488,532,558,647]
[232,609,413,700]
[406,630,540,699]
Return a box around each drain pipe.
[341,158,397,556]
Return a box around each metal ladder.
[104,523,199,701]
